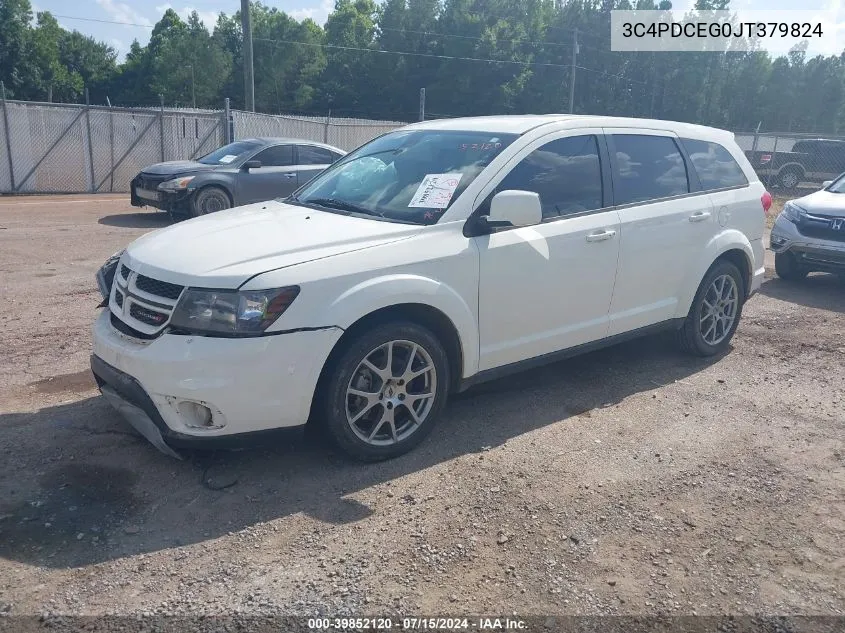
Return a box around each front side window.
[254,144,294,167]
[496,135,603,219]
[680,138,747,190]
[292,130,517,224]
[298,145,336,165]
[197,140,261,165]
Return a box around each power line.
[54,14,153,28]
[253,36,575,69]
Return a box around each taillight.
[760,154,772,164]
[761,191,773,215]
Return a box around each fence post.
[159,94,165,161]
[224,97,231,144]
[84,88,96,192]
[0,82,15,191]
[419,88,426,121]
[324,109,331,144]
[107,96,115,192]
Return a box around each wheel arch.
[191,180,234,206]
[674,231,755,319]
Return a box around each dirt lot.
[0,195,843,623]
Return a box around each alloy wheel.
[345,340,437,446]
[699,273,739,346]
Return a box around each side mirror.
[243,160,261,170]
[488,190,542,228]
[822,180,833,189]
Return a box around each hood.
[141,160,221,175]
[794,189,845,217]
[124,200,422,288]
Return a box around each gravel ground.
[0,196,842,624]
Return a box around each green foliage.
[1,0,845,133]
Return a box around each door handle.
[689,211,711,222]
[282,172,296,178]
[585,229,617,242]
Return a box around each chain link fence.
[0,100,226,193]
[0,99,406,194]
[734,131,845,192]
[230,110,404,151]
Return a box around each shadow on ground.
[0,331,725,570]
[98,212,172,229]
[759,273,845,312]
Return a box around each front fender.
[674,229,754,319]
[328,274,479,378]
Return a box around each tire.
[677,260,745,357]
[775,251,809,281]
[778,168,802,191]
[319,321,451,461]
[191,186,231,217]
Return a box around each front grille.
[135,274,184,300]
[134,173,169,191]
[798,224,845,243]
[110,262,181,338]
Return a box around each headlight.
[158,176,195,191]
[783,201,806,223]
[96,250,124,301]
[169,286,300,336]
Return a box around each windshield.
[197,140,261,165]
[826,173,845,193]
[291,130,517,224]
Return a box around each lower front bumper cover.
[91,355,305,458]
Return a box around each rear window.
[298,145,336,165]
[680,138,748,190]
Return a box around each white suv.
[92,115,767,461]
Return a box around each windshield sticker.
[408,173,463,208]
[458,142,502,151]
[218,154,238,164]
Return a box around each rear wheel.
[778,168,802,191]
[191,186,231,217]
[319,322,450,461]
[775,251,809,281]
[677,260,745,357]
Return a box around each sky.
[29,0,845,61]
[32,0,335,60]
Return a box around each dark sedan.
[130,138,346,217]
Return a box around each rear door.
[605,129,717,335]
[296,144,341,187]
[237,144,297,203]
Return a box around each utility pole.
[419,87,426,121]
[190,64,196,109]
[568,28,578,114]
[240,0,255,112]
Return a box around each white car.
[92,115,767,461]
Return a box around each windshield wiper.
[305,198,384,218]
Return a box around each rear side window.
[680,138,748,190]
[254,144,294,167]
[611,135,689,205]
[496,135,603,218]
[298,145,336,165]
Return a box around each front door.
[237,144,297,204]
[473,131,621,371]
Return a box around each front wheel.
[319,322,450,461]
[677,260,745,357]
[775,251,809,281]
[191,186,231,217]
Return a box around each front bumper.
[130,177,192,211]
[91,309,344,457]
[770,214,845,272]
